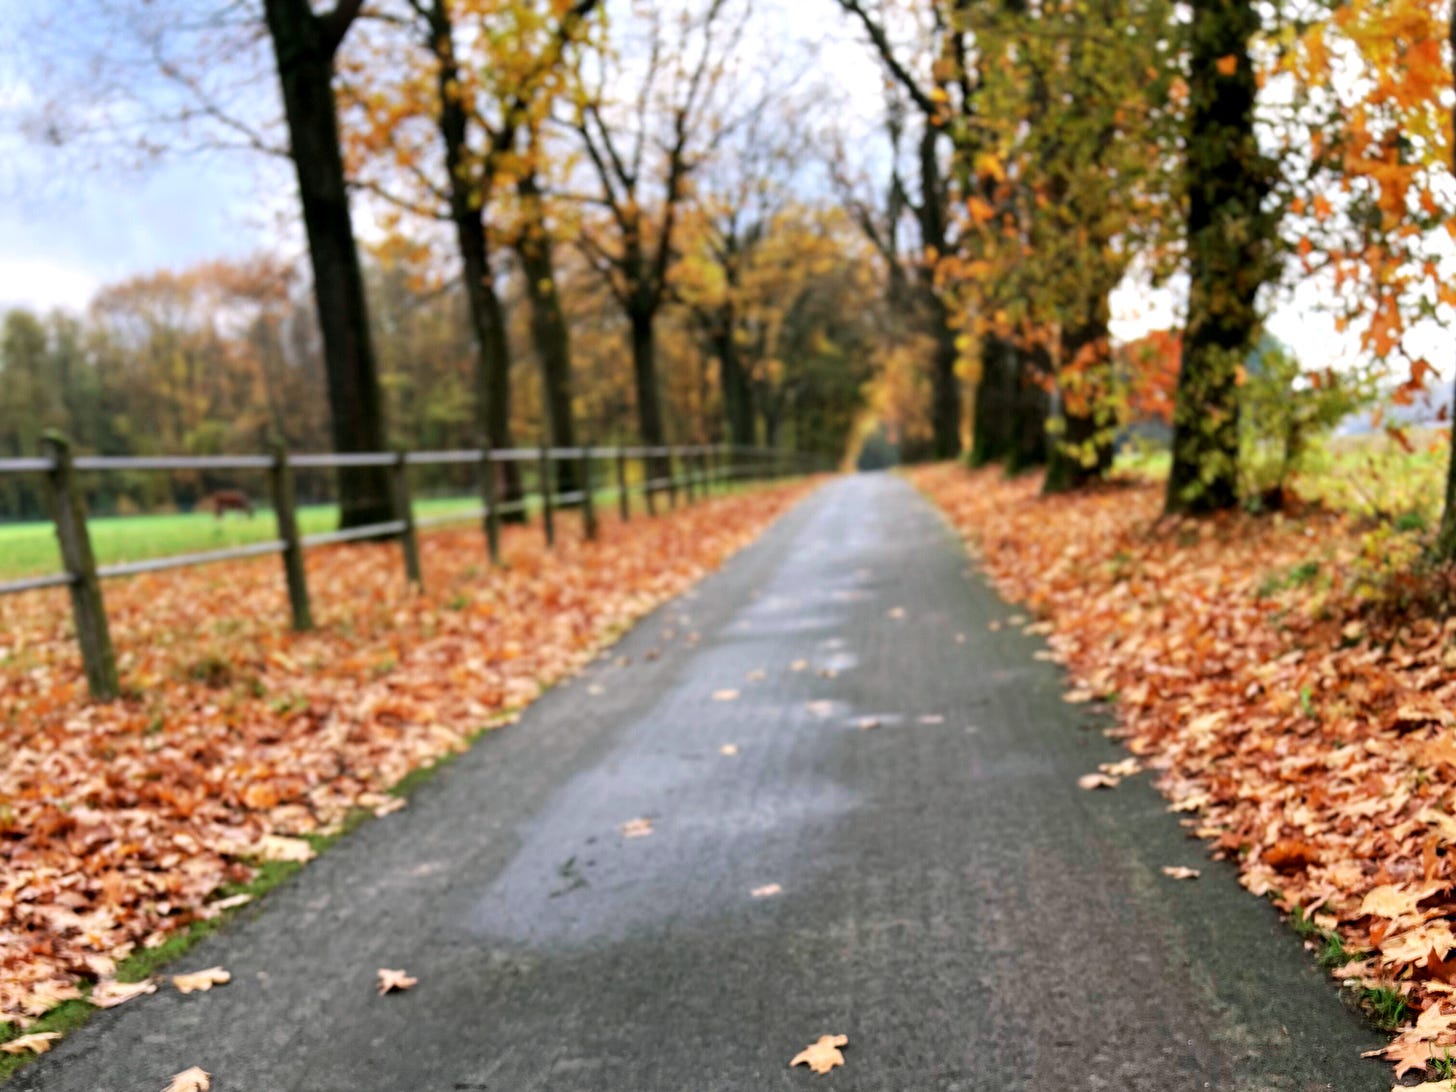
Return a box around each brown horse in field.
[203,490,255,518]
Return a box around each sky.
[0,0,1447,385]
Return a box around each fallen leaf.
[720,744,740,756]
[712,689,740,702]
[791,1034,848,1075]
[1100,758,1141,778]
[0,1032,61,1055]
[163,1066,211,1092]
[1078,773,1120,790]
[1064,688,1097,704]
[817,667,839,679]
[172,967,230,994]
[1362,883,1445,919]
[90,979,156,1009]
[790,659,809,672]
[208,894,253,913]
[619,817,654,838]
[1264,839,1320,874]
[376,968,418,995]
[917,714,945,725]
[856,717,881,731]
[886,607,906,620]
[254,835,316,863]
[1162,866,1201,881]
[752,884,783,898]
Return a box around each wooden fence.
[0,437,825,701]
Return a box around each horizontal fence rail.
[0,437,830,700]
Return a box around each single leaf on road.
[1162,866,1201,881]
[620,818,654,838]
[91,979,156,1008]
[1078,773,1120,790]
[712,689,740,702]
[791,1034,849,1074]
[163,1066,210,1092]
[173,967,230,994]
[720,744,740,756]
[752,884,783,898]
[376,969,418,996]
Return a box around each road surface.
[19,474,1388,1091]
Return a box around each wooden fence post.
[480,447,502,566]
[666,450,679,509]
[391,451,422,586]
[644,450,657,517]
[40,432,118,701]
[616,446,630,521]
[539,444,556,547]
[704,447,716,495]
[683,449,696,504]
[269,441,312,631]
[579,448,598,541]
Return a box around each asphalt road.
[19,474,1389,1091]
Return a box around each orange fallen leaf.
[790,659,809,672]
[91,979,157,1008]
[619,817,654,838]
[791,1034,848,1074]
[1078,773,1120,790]
[0,1032,61,1055]
[254,835,316,863]
[1162,866,1201,881]
[712,689,740,702]
[751,884,783,898]
[377,968,418,995]
[173,967,230,994]
[163,1066,211,1092]
[720,744,740,756]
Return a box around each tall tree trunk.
[1008,344,1051,471]
[928,291,961,460]
[712,305,754,447]
[629,306,668,482]
[1044,312,1116,494]
[1436,7,1456,559]
[516,171,578,496]
[970,336,1017,466]
[1165,0,1270,515]
[426,0,522,519]
[262,0,391,528]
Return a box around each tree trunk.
[1008,344,1051,472]
[970,336,1017,466]
[262,0,391,529]
[712,305,755,447]
[928,292,961,459]
[1165,0,1270,515]
[1436,7,1456,559]
[516,172,578,496]
[426,0,523,519]
[1044,316,1116,494]
[629,306,668,480]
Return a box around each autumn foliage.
[0,486,806,1028]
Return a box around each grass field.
[0,497,487,581]
[1112,428,1448,526]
